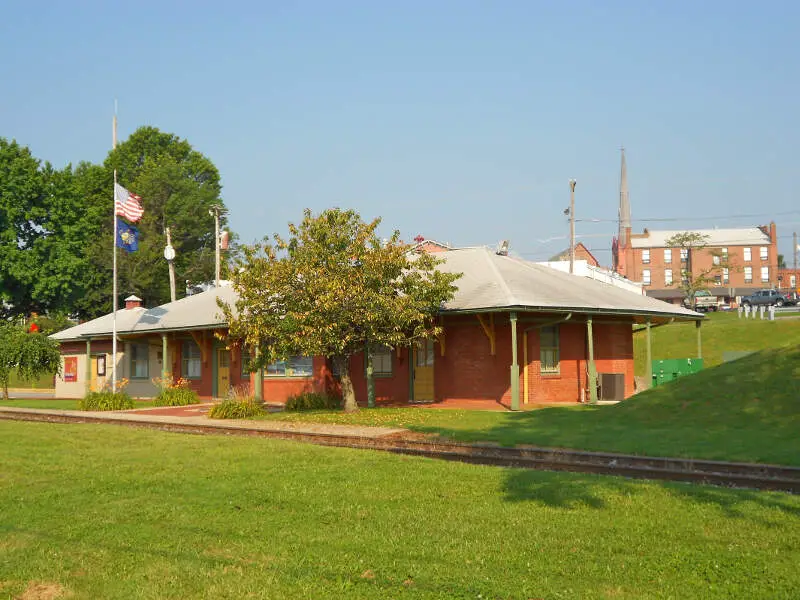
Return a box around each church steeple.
[618,146,631,247]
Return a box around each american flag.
[114,183,144,222]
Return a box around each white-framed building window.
[641,249,650,264]
[642,269,651,285]
[714,275,721,285]
[129,344,149,379]
[712,254,720,266]
[181,340,202,379]
[540,326,560,374]
[723,268,729,284]
[761,266,769,282]
[664,269,673,285]
[791,275,797,288]
[367,346,393,377]
[743,247,752,262]
[680,248,688,262]
[267,356,313,377]
[663,248,672,264]
[760,246,768,261]
[722,247,728,259]
[744,266,753,283]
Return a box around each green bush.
[208,398,264,420]
[79,391,134,411]
[153,386,200,407]
[284,391,341,412]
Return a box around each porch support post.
[254,347,263,402]
[510,312,520,411]
[161,334,169,383]
[85,339,92,394]
[587,317,598,404]
[645,321,652,390]
[695,319,702,360]
[523,331,529,405]
[366,343,375,408]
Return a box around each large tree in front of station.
[222,208,460,412]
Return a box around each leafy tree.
[778,254,786,269]
[665,232,731,309]
[222,208,461,412]
[0,324,61,399]
[0,138,46,318]
[78,126,230,315]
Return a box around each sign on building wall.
[64,357,78,382]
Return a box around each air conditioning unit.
[599,373,625,401]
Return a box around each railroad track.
[2,408,798,493]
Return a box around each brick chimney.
[124,295,143,310]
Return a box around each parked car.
[682,290,720,312]
[740,289,797,307]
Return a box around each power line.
[574,209,800,224]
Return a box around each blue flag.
[116,218,139,252]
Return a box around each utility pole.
[165,227,176,302]
[209,204,226,287]
[794,231,798,294]
[569,179,577,274]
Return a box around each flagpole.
[112,110,118,392]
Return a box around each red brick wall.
[252,356,331,404]
[348,347,411,404]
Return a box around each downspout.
[522,313,573,406]
[85,338,92,394]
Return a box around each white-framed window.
[723,268,729,284]
[761,266,769,282]
[744,266,753,283]
[760,246,768,261]
[713,254,720,266]
[791,275,797,288]
[714,275,721,285]
[664,269,673,285]
[722,247,728,259]
[182,340,202,379]
[744,247,752,262]
[642,269,651,285]
[680,248,688,262]
[367,346,393,377]
[267,356,313,377]
[641,249,650,264]
[129,343,149,379]
[663,248,672,264]
[540,326,560,374]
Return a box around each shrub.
[208,397,264,420]
[80,390,134,411]
[152,377,199,407]
[284,391,341,412]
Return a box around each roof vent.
[124,295,143,310]
[496,240,509,256]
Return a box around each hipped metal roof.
[51,287,238,341]
[435,247,701,321]
[630,227,771,249]
[52,247,700,342]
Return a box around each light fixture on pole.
[208,204,227,287]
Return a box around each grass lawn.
[7,369,55,389]
[258,344,800,466]
[633,311,800,375]
[1,420,798,599]
[0,398,154,410]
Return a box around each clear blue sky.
[2,0,799,263]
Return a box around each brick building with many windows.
[610,147,780,305]
[615,224,779,305]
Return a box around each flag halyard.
[114,183,144,222]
